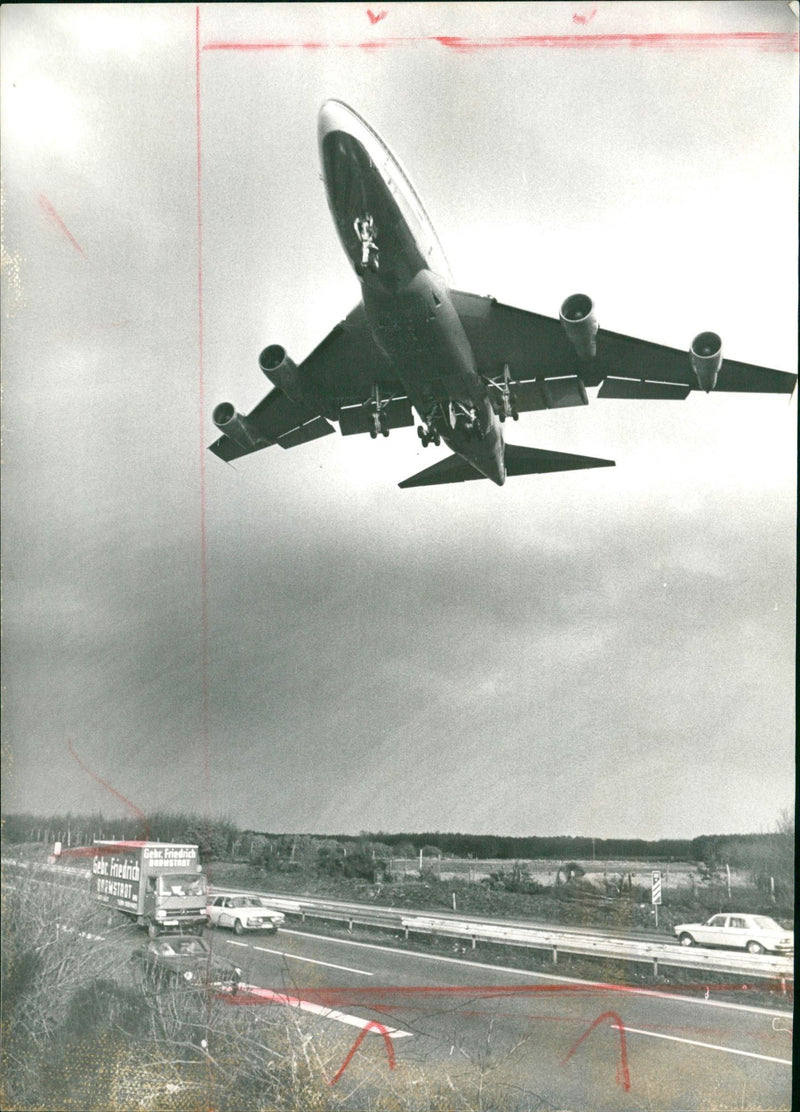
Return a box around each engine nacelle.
[560,293,598,360]
[213,402,270,450]
[259,345,304,403]
[690,331,722,392]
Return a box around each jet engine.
[212,402,269,450]
[560,293,598,360]
[690,331,722,392]
[259,345,304,403]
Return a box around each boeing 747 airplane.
[209,100,796,488]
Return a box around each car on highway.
[207,893,286,935]
[130,934,242,991]
[674,913,793,954]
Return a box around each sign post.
[651,869,662,928]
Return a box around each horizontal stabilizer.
[399,444,615,488]
[504,443,615,476]
[399,453,487,488]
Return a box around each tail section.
[399,444,615,488]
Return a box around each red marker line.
[201,32,797,53]
[38,194,87,257]
[195,5,212,841]
[65,740,149,839]
[561,1009,630,1092]
[329,1021,395,1085]
[433,31,797,52]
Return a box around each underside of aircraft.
[209,101,796,488]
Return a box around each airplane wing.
[209,304,411,462]
[452,291,796,401]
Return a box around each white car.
[674,913,793,955]
[207,894,286,935]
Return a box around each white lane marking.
[226,940,248,947]
[237,984,412,1038]
[251,944,374,976]
[612,1024,791,1066]
[278,929,793,1019]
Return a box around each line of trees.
[3,811,792,875]
[249,830,697,861]
[0,810,240,860]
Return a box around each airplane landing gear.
[489,364,519,421]
[417,423,441,448]
[368,384,393,438]
[354,214,379,273]
[370,411,389,438]
[446,400,483,441]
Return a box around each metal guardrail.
[398,914,794,981]
[5,862,792,985]
[212,884,793,984]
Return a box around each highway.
[3,860,792,1109]
[209,924,791,1110]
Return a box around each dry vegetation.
[1,863,563,1111]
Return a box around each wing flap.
[277,416,335,449]
[339,396,414,436]
[598,376,691,400]
[507,375,588,412]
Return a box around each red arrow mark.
[329,1021,396,1085]
[561,1010,630,1092]
[367,9,387,24]
[38,194,87,258]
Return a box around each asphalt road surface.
[211,923,792,1111]
[4,865,792,1109]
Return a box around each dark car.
[130,934,242,992]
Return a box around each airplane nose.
[318,99,353,145]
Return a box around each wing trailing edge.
[399,444,615,488]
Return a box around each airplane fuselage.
[318,100,506,484]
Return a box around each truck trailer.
[92,841,208,936]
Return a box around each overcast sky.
[2,3,796,840]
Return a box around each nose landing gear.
[354,214,380,273]
[449,401,484,441]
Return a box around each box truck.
[92,841,208,936]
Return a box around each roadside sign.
[651,870,662,905]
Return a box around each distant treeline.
[3,811,791,870]
[249,831,697,861]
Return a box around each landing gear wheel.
[511,408,519,421]
[369,428,378,440]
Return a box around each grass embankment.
[208,862,793,937]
